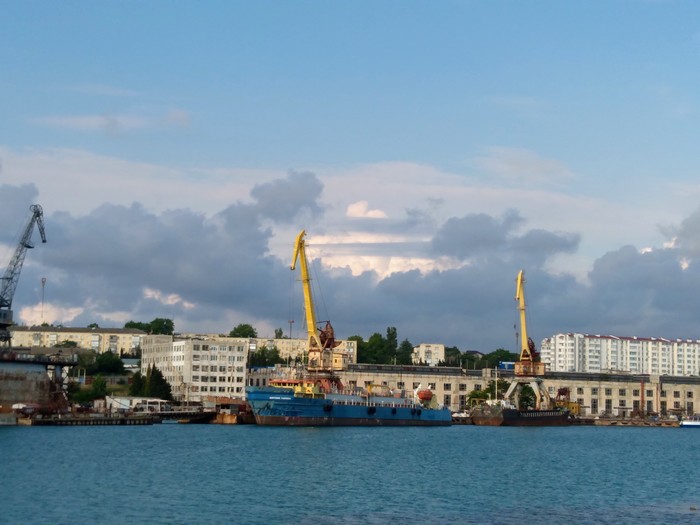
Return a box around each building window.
[688,392,694,399]
[674,401,681,409]
[632,389,639,397]
[474,384,482,391]
[661,390,667,398]
[591,398,599,414]
[397,382,405,389]
[619,400,626,407]
[428,383,436,389]
[443,395,451,407]
[618,389,626,397]
[605,388,612,396]
[674,391,680,399]
[577,387,584,395]
[459,384,467,391]
[444,383,452,391]
[591,387,599,396]
[646,389,653,398]
[413,382,420,389]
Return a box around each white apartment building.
[541,333,700,376]
[10,326,146,355]
[141,334,358,403]
[412,343,445,366]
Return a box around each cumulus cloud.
[4,173,700,353]
[346,201,388,219]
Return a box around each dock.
[19,415,160,426]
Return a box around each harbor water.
[2,424,699,524]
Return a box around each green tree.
[396,339,414,365]
[248,345,285,367]
[87,322,99,329]
[124,320,151,332]
[93,351,125,375]
[129,371,145,396]
[443,346,461,366]
[90,375,108,399]
[274,327,285,339]
[147,366,173,400]
[150,318,174,335]
[229,323,258,338]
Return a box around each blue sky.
[2,1,700,353]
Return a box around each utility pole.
[41,277,46,321]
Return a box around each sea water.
[1,424,699,525]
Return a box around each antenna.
[41,277,46,321]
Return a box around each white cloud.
[18,302,83,327]
[143,288,195,309]
[346,200,388,219]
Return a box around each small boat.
[680,415,700,428]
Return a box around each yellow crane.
[290,230,344,372]
[514,269,545,377]
[504,269,552,410]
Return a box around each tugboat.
[246,230,452,427]
[471,270,571,427]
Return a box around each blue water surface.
[2,424,699,524]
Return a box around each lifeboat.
[417,389,433,401]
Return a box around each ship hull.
[246,387,452,426]
[471,408,571,427]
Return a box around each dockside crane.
[0,204,47,346]
[290,230,345,373]
[503,269,552,409]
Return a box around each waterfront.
[2,425,699,525]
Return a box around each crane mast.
[290,230,338,372]
[0,204,47,344]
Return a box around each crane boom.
[513,269,545,377]
[290,230,323,350]
[0,204,47,343]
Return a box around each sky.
[2,1,700,353]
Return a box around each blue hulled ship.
[246,378,452,426]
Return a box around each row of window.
[191,365,245,373]
[565,387,694,398]
[191,376,245,383]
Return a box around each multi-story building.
[10,326,146,355]
[541,333,700,376]
[412,343,445,366]
[141,334,357,403]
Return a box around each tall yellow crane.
[514,269,545,377]
[504,269,552,410]
[290,230,340,372]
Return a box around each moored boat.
[470,400,571,427]
[680,415,700,428]
[247,377,452,426]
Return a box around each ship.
[470,400,571,427]
[247,376,452,426]
[245,230,452,427]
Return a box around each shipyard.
[1,218,698,429]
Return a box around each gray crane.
[0,204,47,345]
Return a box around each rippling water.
[2,424,699,524]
